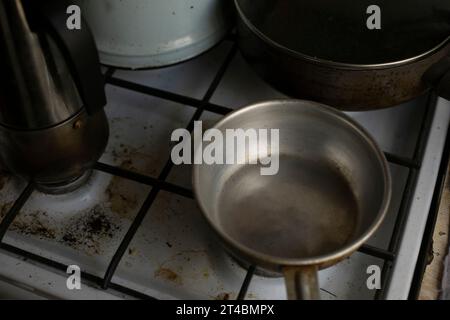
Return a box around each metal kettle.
[0,0,109,194]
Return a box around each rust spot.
[154,268,182,285]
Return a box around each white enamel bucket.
[77,0,233,69]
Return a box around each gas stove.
[0,38,449,300]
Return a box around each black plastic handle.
[23,0,106,115]
[423,55,450,101]
[436,66,450,101]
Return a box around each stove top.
[0,38,449,300]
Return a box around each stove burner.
[36,170,93,195]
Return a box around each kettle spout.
[0,0,82,129]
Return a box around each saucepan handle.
[283,266,320,300]
[423,55,450,101]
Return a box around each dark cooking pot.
[235,0,450,110]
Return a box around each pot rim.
[234,0,450,70]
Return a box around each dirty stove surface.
[0,39,449,300]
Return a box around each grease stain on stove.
[246,293,259,299]
[161,250,208,265]
[14,211,55,240]
[0,171,10,191]
[108,135,159,178]
[215,292,231,300]
[151,192,187,225]
[0,201,13,222]
[152,249,230,295]
[0,208,57,240]
[154,267,183,285]
[1,202,122,256]
[105,174,139,220]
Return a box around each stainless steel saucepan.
[192,100,391,299]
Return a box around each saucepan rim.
[192,99,392,268]
[234,0,450,70]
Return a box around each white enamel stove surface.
[0,42,449,300]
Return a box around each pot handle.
[423,56,450,101]
[283,266,320,300]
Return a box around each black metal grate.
[0,35,447,300]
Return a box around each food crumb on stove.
[4,210,57,240]
[60,205,120,255]
[62,233,77,244]
[246,293,258,299]
[128,247,137,256]
[166,242,173,248]
[215,293,230,300]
